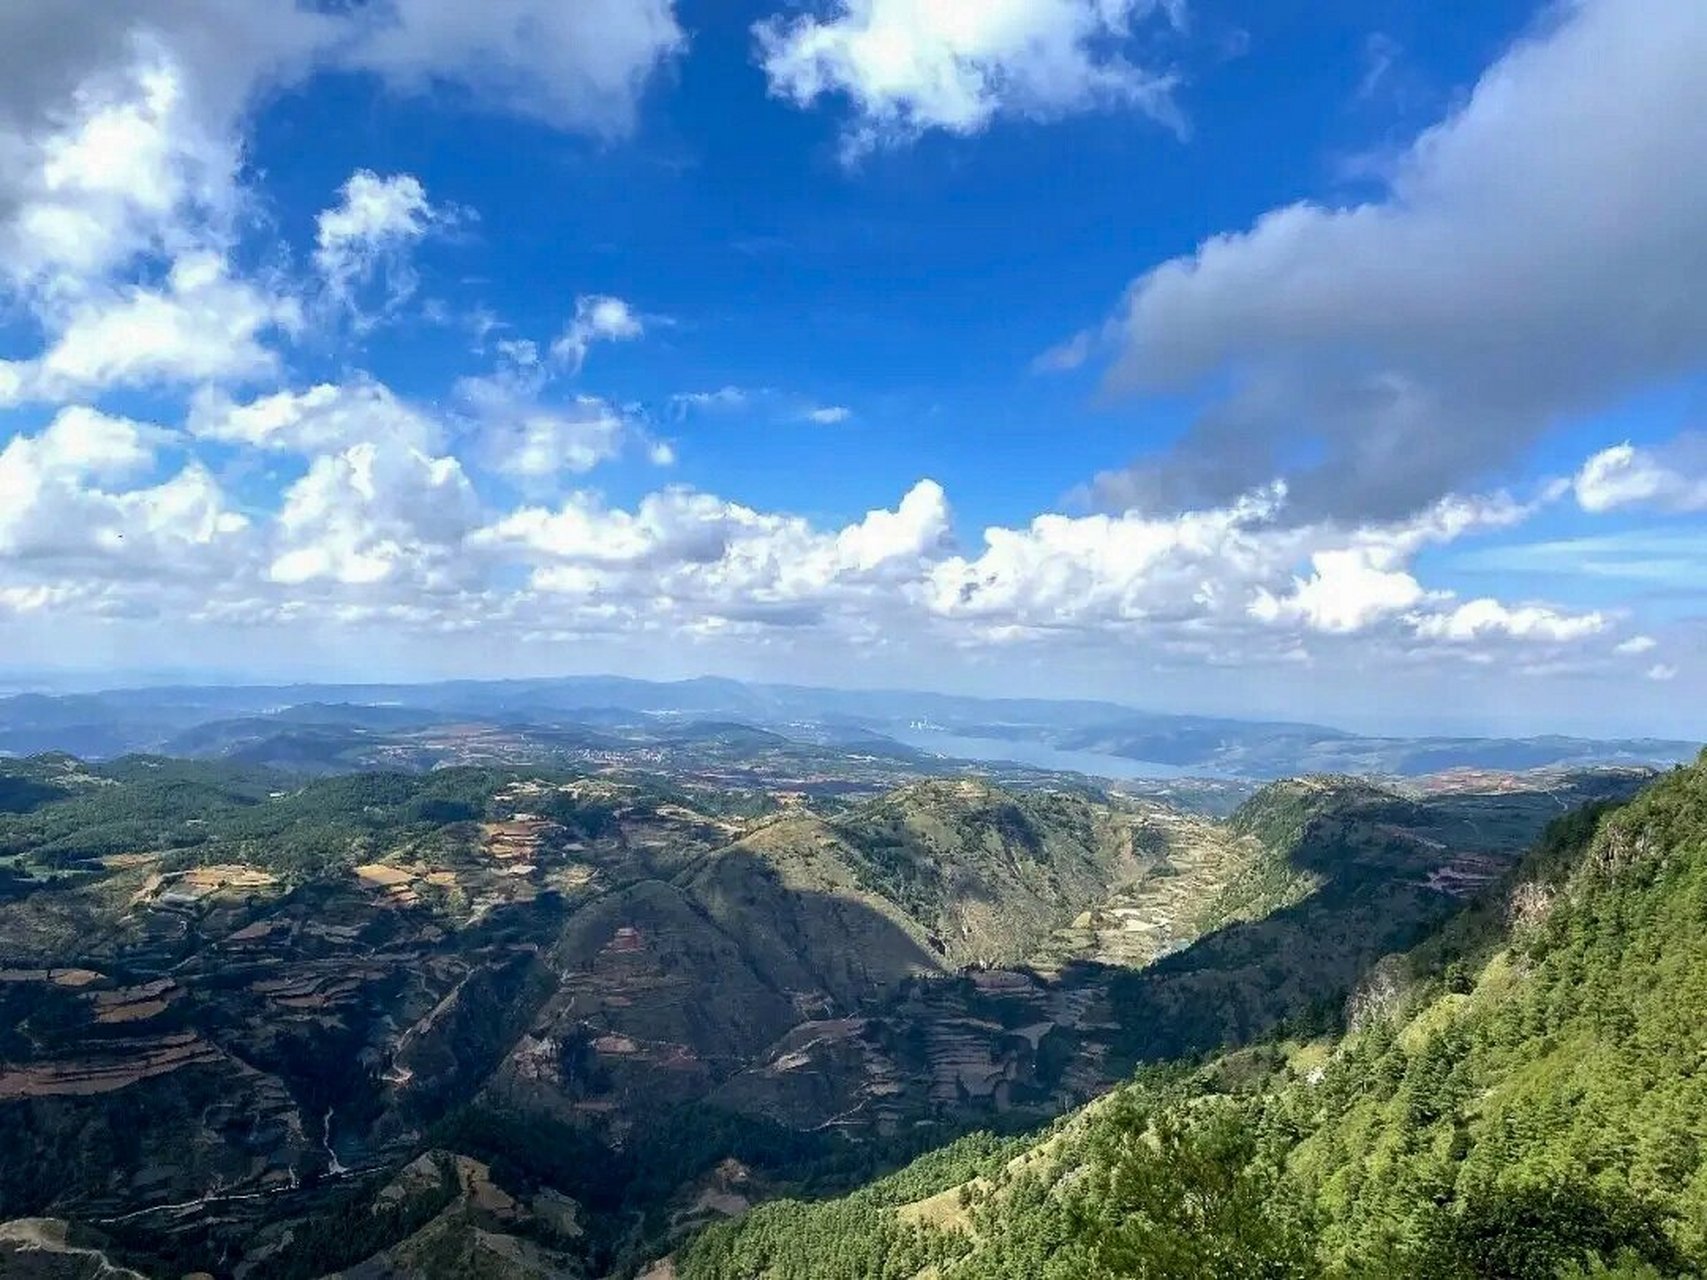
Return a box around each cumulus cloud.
[1,406,161,490]
[755,0,1184,157]
[0,1,684,626]
[928,480,1603,653]
[0,1,681,175]
[456,337,667,481]
[551,295,646,371]
[0,406,247,573]
[0,20,302,405]
[196,365,651,486]
[480,479,950,625]
[0,1,683,358]
[0,409,1648,685]
[1087,0,1707,520]
[804,405,853,424]
[460,374,631,480]
[1,252,298,404]
[315,170,453,313]
[342,0,684,135]
[270,442,479,589]
[1410,599,1607,645]
[1574,437,1707,514]
[1249,547,1431,635]
[187,379,442,455]
[837,479,950,570]
[928,486,1283,633]
[0,28,254,308]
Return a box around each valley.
[0,727,1655,1278]
[679,752,1707,1279]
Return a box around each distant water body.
[888,729,1194,780]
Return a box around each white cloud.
[0,582,97,616]
[671,386,750,416]
[2,252,298,404]
[270,442,478,588]
[928,486,1284,632]
[756,0,1183,157]
[927,479,1610,655]
[0,1,1681,716]
[0,423,1656,702]
[837,479,950,570]
[464,381,630,479]
[0,1,684,392]
[1249,547,1431,635]
[1031,329,1093,374]
[197,367,654,489]
[1574,438,1707,514]
[455,347,663,480]
[188,379,442,455]
[341,0,684,135]
[117,463,252,563]
[1648,663,1679,682]
[1090,0,1707,519]
[315,169,451,312]
[494,403,627,477]
[551,294,646,371]
[0,0,681,185]
[1410,599,1607,645]
[480,479,950,624]
[6,406,162,483]
[0,23,304,408]
[0,407,247,574]
[0,37,242,307]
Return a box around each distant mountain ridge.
[0,676,1693,780]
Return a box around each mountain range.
[0,724,1682,1277]
[0,676,1691,781]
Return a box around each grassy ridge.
[679,756,1707,1279]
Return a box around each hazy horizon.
[0,664,1699,747]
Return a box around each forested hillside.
[0,747,1676,1277]
[678,754,1707,1279]
[0,754,1223,1275]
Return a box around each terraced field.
[0,754,1648,1277]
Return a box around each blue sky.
[0,0,1701,738]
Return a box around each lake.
[887,729,1195,780]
